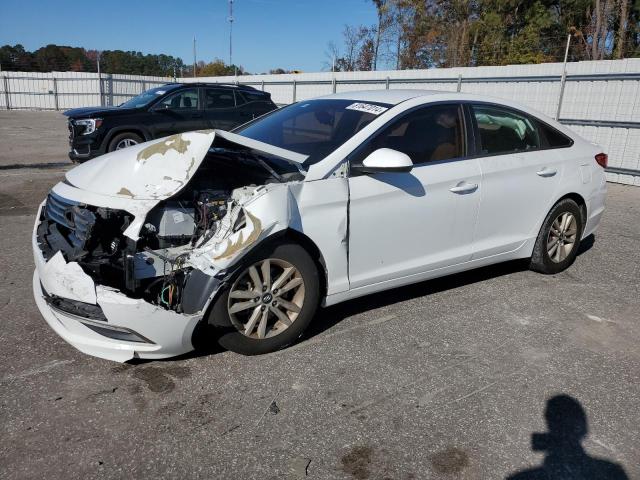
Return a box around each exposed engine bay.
[36,145,303,314]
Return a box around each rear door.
[149,88,206,138]
[236,90,277,123]
[203,88,239,130]
[469,103,564,259]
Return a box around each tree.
[198,58,247,76]
[334,0,639,71]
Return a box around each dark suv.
[63,83,277,162]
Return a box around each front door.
[150,88,206,138]
[348,104,482,289]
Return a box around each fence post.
[141,80,146,93]
[386,76,390,89]
[98,71,104,107]
[332,77,336,93]
[52,77,59,110]
[292,79,297,102]
[457,74,462,92]
[261,80,265,91]
[3,75,10,110]
[107,74,113,107]
[555,34,571,120]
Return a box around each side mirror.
[152,104,172,113]
[355,148,413,174]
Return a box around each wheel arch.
[102,126,151,150]
[253,228,329,303]
[189,228,328,350]
[554,192,587,225]
[193,228,328,323]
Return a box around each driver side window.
[158,89,199,110]
[351,104,465,169]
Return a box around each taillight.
[595,153,608,168]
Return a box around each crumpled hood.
[65,130,216,200]
[64,129,308,201]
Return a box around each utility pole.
[228,0,236,76]
[193,36,197,78]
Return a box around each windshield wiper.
[209,147,285,183]
[249,153,285,183]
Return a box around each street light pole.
[229,0,234,66]
[193,36,197,78]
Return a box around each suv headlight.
[75,118,103,135]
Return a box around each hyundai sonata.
[32,90,607,361]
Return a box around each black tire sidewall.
[531,199,584,274]
[107,132,143,152]
[208,241,320,355]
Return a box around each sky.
[0,0,378,73]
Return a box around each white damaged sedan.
[32,90,607,362]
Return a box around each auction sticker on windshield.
[346,103,389,115]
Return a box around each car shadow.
[158,234,596,362]
[308,233,595,340]
[505,394,629,479]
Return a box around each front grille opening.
[37,192,135,292]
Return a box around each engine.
[141,189,230,249]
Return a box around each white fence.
[0,71,171,110]
[2,59,639,185]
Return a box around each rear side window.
[240,91,269,103]
[473,105,540,155]
[205,89,235,109]
[537,121,573,148]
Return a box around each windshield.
[234,99,392,165]
[120,85,180,109]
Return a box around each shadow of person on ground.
[507,394,628,480]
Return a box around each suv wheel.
[108,132,143,152]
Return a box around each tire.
[530,198,584,274]
[207,242,320,355]
[107,132,143,152]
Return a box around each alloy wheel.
[547,212,577,263]
[227,259,305,339]
[115,138,138,150]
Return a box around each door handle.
[536,168,557,177]
[192,113,204,118]
[449,182,478,194]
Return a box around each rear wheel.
[107,132,143,152]
[530,199,584,274]
[207,242,319,355]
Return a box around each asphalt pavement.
[0,112,638,479]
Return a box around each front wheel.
[530,199,584,274]
[207,242,320,355]
[107,132,143,152]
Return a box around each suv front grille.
[68,120,76,141]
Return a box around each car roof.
[316,89,447,105]
[166,82,262,92]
